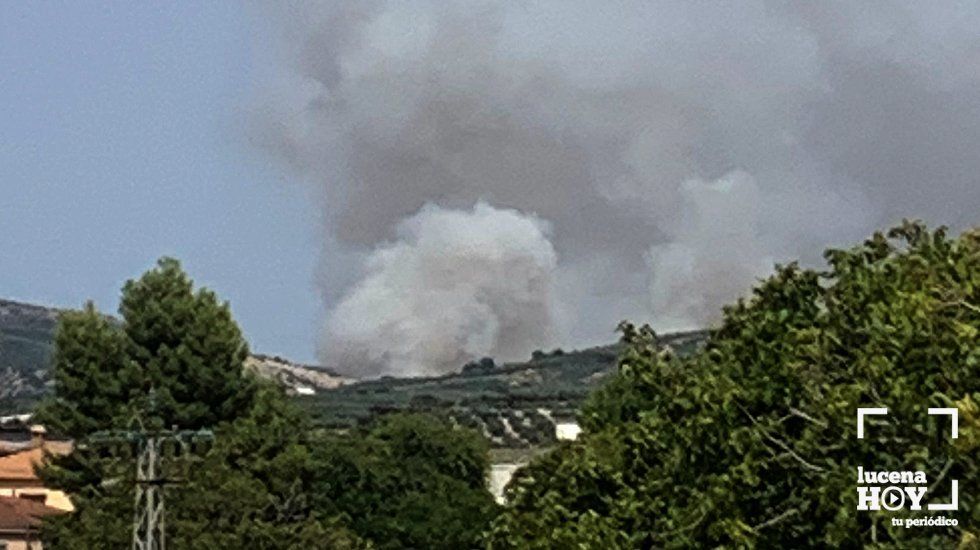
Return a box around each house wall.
[0,534,44,550]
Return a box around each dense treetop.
[37,257,256,435]
[35,258,497,549]
[488,222,980,548]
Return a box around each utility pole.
[87,426,213,550]
[133,435,162,550]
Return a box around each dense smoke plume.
[647,171,773,332]
[325,202,557,378]
[251,1,980,377]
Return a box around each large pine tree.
[34,258,315,548]
[117,257,256,429]
[37,257,256,434]
[36,257,499,548]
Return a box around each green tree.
[167,385,371,549]
[487,222,980,548]
[36,257,256,433]
[36,258,333,548]
[37,257,496,549]
[35,303,131,438]
[119,257,257,429]
[313,413,499,549]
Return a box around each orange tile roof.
[0,495,65,532]
[0,444,71,482]
[0,449,45,481]
[0,439,33,455]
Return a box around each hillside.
[298,330,708,447]
[0,297,709,447]
[0,298,349,413]
[245,354,353,392]
[0,299,59,413]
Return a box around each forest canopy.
[488,222,980,548]
[29,222,980,548]
[34,258,496,549]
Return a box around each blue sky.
[0,3,321,362]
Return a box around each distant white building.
[293,386,316,396]
[485,419,583,504]
[0,415,32,426]
[488,463,523,504]
[555,422,581,441]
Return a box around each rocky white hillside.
[0,299,60,412]
[245,354,352,394]
[0,298,350,412]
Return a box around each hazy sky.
[3,3,979,376]
[0,3,322,361]
[253,1,980,377]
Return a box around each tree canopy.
[37,257,257,435]
[35,257,497,549]
[488,222,980,548]
[313,413,498,549]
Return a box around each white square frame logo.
[855,407,959,512]
[856,407,958,440]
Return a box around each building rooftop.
[0,444,71,482]
[0,495,65,533]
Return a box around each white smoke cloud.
[323,202,557,377]
[248,1,980,375]
[647,171,773,330]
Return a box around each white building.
[555,422,581,441]
[488,463,523,504]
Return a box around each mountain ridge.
[0,297,709,448]
[0,298,350,413]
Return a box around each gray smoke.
[324,202,557,378]
[250,1,980,376]
[647,171,774,331]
